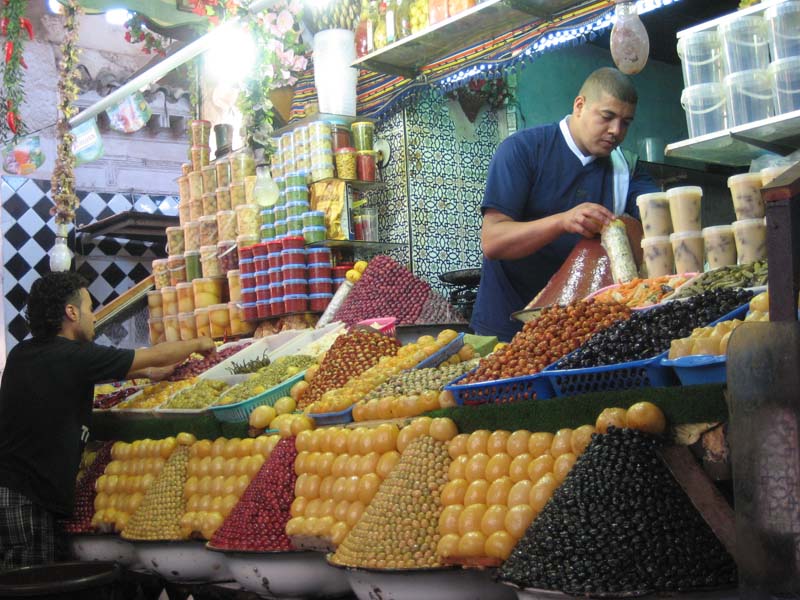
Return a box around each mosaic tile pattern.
[1,176,176,350]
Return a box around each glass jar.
[217,239,239,273]
[147,290,163,319]
[176,281,195,313]
[199,215,219,247]
[357,150,378,181]
[209,303,231,338]
[193,277,224,309]
[202,191,217,217]
[229,181,246,209]
[163,314,181,342]
[161,285,178,316]
[178,312,197,341]
[152,259,170,290]
[335,147,357,180]
[351,121,375,152]
[201,164,217,192]
[200,245,222,278]
[236,203,260,238]
[227,270,242,303]
[217,210,238,241]
[215,160,231,188]
[230,149,256,183]
[184,250,202,281]
[410,0,428,33]
[355,0,375,57]
[229,302,255,336]
[166,226,185,256]
[194,306,211,337]
[148,316,165,345]
[184,220,201,252]
[331,123,353,152]
[168,255,187,286]
[216,186,232,212]
[395,0,411,40]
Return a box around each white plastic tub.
[681,83,727,137]
[677,29,723,87]
[719,14,770,75]
[724,69,774,127]
[765,0,800,60]
[769,56,800,114]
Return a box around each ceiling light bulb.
[610,0,649,75]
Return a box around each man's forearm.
[482,213,564,260]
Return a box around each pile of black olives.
[556,288,752,369]
[498,427,736,594]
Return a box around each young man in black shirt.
[0,272,215,571]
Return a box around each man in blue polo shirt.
[471,67,658,341]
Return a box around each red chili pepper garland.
[0,0,31,140]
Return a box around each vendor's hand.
[560,203,614,238]
[195,336,216,355]
[147,365,176,382]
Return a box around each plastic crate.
[354,317,397,337]
[661,355,727,385]
[414,333,466,370]
[444,368,555,406]
[208,370,307,423]
[309,405,354,426]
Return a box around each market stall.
[1,0,800,597]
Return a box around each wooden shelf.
[352,0,589,77]
[305,239,406,252]
[77,210,179,242]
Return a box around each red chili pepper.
[19,56,26,69]
[0,18,8,37]
[20,18,33,41]
[4,40,12,64]
[6,111,17,134]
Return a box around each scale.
[438,268,481,321]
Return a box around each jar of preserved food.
[193,277,224,309]
[194,307,211,337]
[166,226,185,256]
[164,314,181,342]
[187,171,204,200]
[357,150,378,181]
[201,165,217,193]
[202,192,217,217]
[209,303,231,338]
[147,290,163,318]
[199,215,219,247]
[161,286,178,316]
[217,209,238,241]
[217,239,239,273]
[216,186,231,212]
[330,123,353,152]
[227,269,242,303]
[229,182,246,209]
[236,203,260,238]
[184,250,202,281]
[178,312,197,341]
[152,259,170,290]
[148,316,165,345]
[168,255,187,286]
[184,220,201,252]
[335,147,357,180]
[216,160,231,188]
[230,149,256,183]
[429,0,447,25]
[176,282,195,313]
[200,245,223,278]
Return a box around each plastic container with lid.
[189,197,203,222]
[209,303,231,338]
[166,226,185,256]
[237,233,259,257]
[194,306,211,337]
[147,290,163,318]
[178,202,191,227]
[724,69,774,127]
[255,284,271,303]
[176,281,196,313]
[242,301,258,322]
[310,293,333,312]
[255,270,270,287]
[308,120,332,140]
[201,164,217,193]
[273,202,287,223]
[702,225,737,270]
[333,277,345,287]
[216,160,231,188]
[670,231,705,274]
[199,215,219,247]
[184,220,201,252]
[303,211,327,229]
[765,0,800,60]
[260,207,275,226]
[719,14,770,75]
[282,236,306,251]
[728,172,765,219]
[275,219,288,237]
[229,302,254,336]
[177,175,191,204]
[311,165,335,183]
[303,226,327,244]
[250,242,271,260]
[284,173,307,188]
[306,247,332,263]
[161,286,178,317]
[229,181,246,209]
[769,56,800,115]
[148,315,165,345]
[200,245,222,278]
[163,314,181,342]
[227,270,241,303]
[284,279,308,296]
[351,121,375,152]
[357,150,377,181]
[230,149,256,183]
[330,122,352,152]
[168,255,187,286]
[286,201,310,218]
[184,250,201,281]
[761,163,791,187]
[680,83,726,138]
[236,203,260,239]
[193,277,225,309]
[244,174,258,205]
[285,186,309,203]
[239,256,255,276]
[284,294,309,313]
[153,259,170,290]
[335,147,357,180]
[254,254,270,274]
[187,171,204,200]
[309,278,333,295]
[677,29,723,88]
[292,125,309,150]
[190,119,212,146]
[258,299,271,319]
[666,185,703,233]
[217,239,239,273]
[216,187,232,212]
[261,223,276,241]
[241,287,257,306]
[309,262,332,279]
[287,215,304,235]
[636,192,672,238]
[178,312,197,341]
[282,251,307,268]
[732,217,767,264]
[201,192,217,217]
[217,210,238,241]
[181,162,192,176]
[270,296,285,316]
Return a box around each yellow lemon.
[345,269,361,283]
[274,396,296,415]
[354,260,368,273]
[249,405,276,429]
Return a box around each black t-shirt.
[0,337,134,515]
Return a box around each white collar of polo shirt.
[559,115,595,167]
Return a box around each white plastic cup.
[768,56,800,115]
[636,192,673,238]
[677,29,723,87]
[313,29,357,117]
[702,225,737,270]
[765,0,800,61]
[761,164,790,187]
[727,172,765,220]
[680,83,727,138]
[666,186,703,233]
[724,69,774,127]
[670,231,705,274]
[641,236,675,277]
[719,14,770,75]
[732,218,767,264]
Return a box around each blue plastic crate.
[661,355,727,385]
[443,368,555,406]
[413,333,466,370]
[208,371,307,424]
[310,405,354,426]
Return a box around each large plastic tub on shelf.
[681,83,727,138]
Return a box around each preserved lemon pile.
[330,431,452,569]
[437,427,590,564]
[116,379,196,410]
[161,379,229,410]
[92,437,180,532]
[214,355,316,406]
[122,445,190,540]
[285,424,402,550]
[181,435,279,540]
[306,330,460,415]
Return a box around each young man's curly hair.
[24,272,89,339]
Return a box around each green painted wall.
[514,43,688,157]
